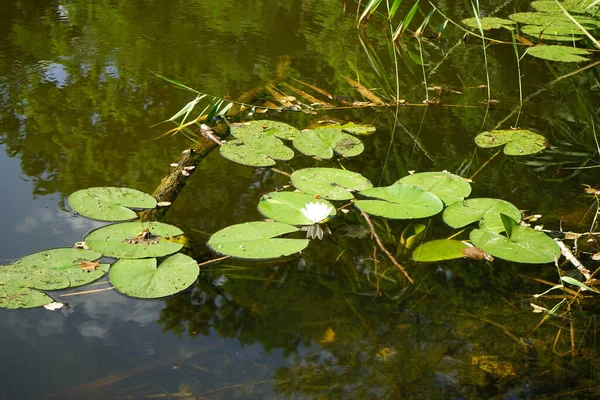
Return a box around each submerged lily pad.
[526,45,591,62]
[355,183,443,219]
[521,25,586,41]
[220,134,294,167]
[290,168,373,200]
[85,222,184,258]
[398,171,472,206]
[207,221,309,259]
[475,129,547,155]
[230,120,300,140]
[462,17,516,30]
[412,240,470,262]
[109,253,199,298]
[293,129,364,159]
[0,248,107,290]
[258,192,336,225]
[0,285,53,309]
[443,198,522,234]
[470,226,560,264]
[68,187,157,221]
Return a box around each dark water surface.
[1,1,600,399]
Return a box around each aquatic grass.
[470,0,492,104]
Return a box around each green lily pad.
[521,25,586,41]
[315,122,376,136]
[230,120,300,140]
[68,187,157,222]
[258,192,336,225]
[412,240,470,262]
[109,253,199,299]
[526,45,591,62]
[290,168,373,200]
[475,129,547,155]
[443,198,522,234]
[470,226,560,264]
[0,285,54,309]
[85,222,184,258]
[531,1,599,14]
[0,248,107,290]
[509,12,600,28]
[462,17,516,30]
[220,134,294,167]
[293,129,364,159]
[398,171,472,206]
[208,221,309,259]
[355,183,444,219]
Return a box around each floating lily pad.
[315,122,376,136]
[109,253,199,298]
[0,248,107,290]
[531,1,599,15]
[527,45,591,62]
[258,192,336,225]
[355,183,443,219]
[475,129,547,155]
[85,222,184,258]
[521,25,586,41]
[68,187,157,221]
[207,221,309,259]
[398,171,472,206]
[509,12,599,28]
[462,17,516,30]
[443,198,522,234]
[412,240,470,262]
[293,129,364,159]
[0,285,53,309]
[470,226,560,264]
[290,168,373,200]
[230,120,300,140]
[220,134,294,167]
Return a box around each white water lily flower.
[301,202,333,224]
[43,302,64,311]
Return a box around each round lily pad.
[412,239,470,262]
[531,0,599,14]
[442,198,522,234]
[355,183,444,219]
[521,25,585,41]
[398,171,472,206]
[109,253,199,299]
[258,192,336,225]
[207,221,309,259]
[290,168,373,200]
[470,226,560,264]
[293,129,364,159]
[526,45,591,62]
[0,248,107,290]
[475,129,547,155]
[230,120,300,140]
[0,285,54,309]
[462,17,516,30]
[220,134,294,167]
[85,222,184,258]
[68,187,157,222]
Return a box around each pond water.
[1,1,600,398]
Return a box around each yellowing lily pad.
[293,129,364,159]
[109,253,199,298]
[85,222,184,258]
[412,239,470,262]
[220,134,294,167]
[290,168,373,200]
[68,187,157,222]
[443,198,522,234]
[257,191,336,225]
[355,183,444,219]
[475,129,547,155]
[230,120,300,140]
[207,221,309,259]
[527,45,591,62]
[398,171,472,206]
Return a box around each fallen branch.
[555,239,592,281]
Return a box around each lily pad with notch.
[443,198,522,234]
[68,187,157,221]
[230,120,300,141]
[109,253,199,298]
[526,45,591,62]
[354,183,444,219]
[258,191,336,225]
[207,221,309,259]
[220,134,294,167]
[412,239,470,262]
[475,129,547,155]
[85,222,184,258]
[290,168,373,200]
[398,171,472,206]
[0,248,107,291]
[293,129,364,159]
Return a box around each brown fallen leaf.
[79,260,101,272]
